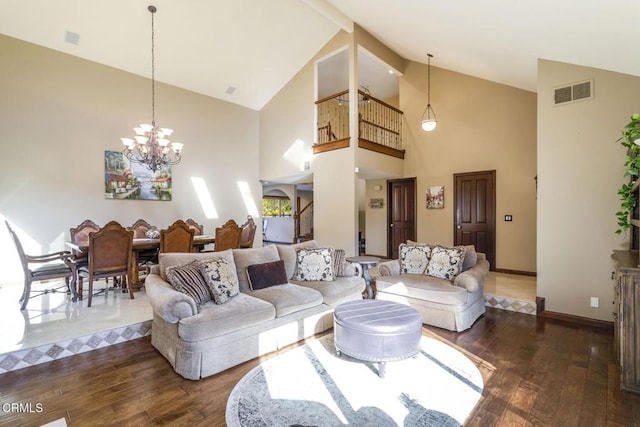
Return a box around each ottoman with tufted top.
[333,299,422,377]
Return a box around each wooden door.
[454,171,496,270]
[387,178,416,259]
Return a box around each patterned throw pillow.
[198,258,239,304]
[426,245,466,280]
[332,248,347,277]
[293,247,335,281]
[399,243,432,274]
[165,261,211,306]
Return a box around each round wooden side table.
[346,255,380,299]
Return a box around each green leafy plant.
[615,113,640,234]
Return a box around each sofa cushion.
[276,240,319,279]
[427,246,466,280]
[178,293,276,342]
[376,274,469,306]
[232,245,281,293]
[159,250,236,282]
[250,283,324,317]
[293,247,335,281]
[165,261,211,307]
[462,245,477,271]
[246,260,288,291]
[400,243,432,274]
[199,258,239,304]
[291,276,366,307]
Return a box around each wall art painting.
[426,185,444,209]
[104,150,172,201]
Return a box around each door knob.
[457,225,462,229]
[390,224,394,227]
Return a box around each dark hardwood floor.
[1,308,639,426]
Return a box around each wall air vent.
[553,79,594,106]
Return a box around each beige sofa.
[372,244,489,332]
[145,241,365,380]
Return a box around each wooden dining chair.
[185,218,204,236]
[78,221,133,307]
[69,219,100,291]
[214,219,242,252]
[127,219,159,273]
[6,220,78,310]
[160,220,195,253]
[239,215,257,248]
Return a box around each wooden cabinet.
[612,250,640,393]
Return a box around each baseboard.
[494,268,537,277]
[537,306,614,332]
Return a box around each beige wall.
[0,35,260,281]
[400,61,538,271]
[537,59,639,320]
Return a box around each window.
[262,196,292,217]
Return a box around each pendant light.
[121,5,183,172]
[420,53,438,132]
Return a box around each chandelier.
[121,5,183,172]
[420,53,438,132]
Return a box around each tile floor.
[0,271,536,374]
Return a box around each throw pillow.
[246,260,289,291]
[293,247,335,281]
[399,243,432,274]
[198,258,239,304]
[426,245,466,280]
[165,261,211,306]
[332,248,347,277]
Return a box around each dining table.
[65,235,216,292]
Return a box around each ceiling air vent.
[553,79,594,106]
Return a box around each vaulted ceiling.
[1,0,638,111]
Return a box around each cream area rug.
[226,334,483,426]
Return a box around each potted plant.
[616,113,640,234]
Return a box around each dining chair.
[160,220,195,253]
[69,219,100,292]
[78,221,134,307]
[239,215,257,248]
[214,219,242,252]
[5,220,78,310]
[185,218,204,236]
[127,219,159,274]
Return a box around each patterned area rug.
[226,334,483,426]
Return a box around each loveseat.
[145,240,365,380]
[372,243,489,332]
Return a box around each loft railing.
[315,90,404,158]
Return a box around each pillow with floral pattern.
[198,258,239,304]
[293,247,335,281]
[399,243,432,274]
[426,245,466,280]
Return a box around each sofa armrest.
[144,273,198,323]
[377,259,400,277]
[454,259,490,292]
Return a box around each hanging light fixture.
[420,53,438,132]
[121,5,183,172]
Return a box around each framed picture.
[104,150,172,201]
[426,185,444,209]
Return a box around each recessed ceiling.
[1,0,638,111]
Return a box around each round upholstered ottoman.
[333,299,422,377]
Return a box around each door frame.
[387,177,417,259]
[453,170,496,270]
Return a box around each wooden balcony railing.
[314,90,404,158]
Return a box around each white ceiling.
[1,0,638,111]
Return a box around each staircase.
[294,201,313,242]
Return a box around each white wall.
[537,59,640,320]
[0,35,260,282]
